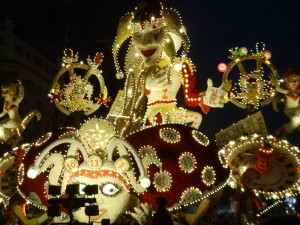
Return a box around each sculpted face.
[286,76,300,91]
[72,86,86,101]
[1,87,14,102]
[70,169,134,223]
[246,82,258,94]
[132,20,165,67]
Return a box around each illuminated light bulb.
[135,53,139,57]
[27,166,41,179]
[62,63,65,67]
[166,38,170,43]
[80,61,83,64]
[242,166,248,172]
[174,63,182,71]
[127,25,131,29]
[229,181,235,186]
[151,16,155,20]
[272,194,278,199]
[179,28,184,33]
[139,176,151,188]
[229,140,235,145]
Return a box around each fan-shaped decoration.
[221,134,300,199]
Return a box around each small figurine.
[273,68,300,136]
[0,80,40,145]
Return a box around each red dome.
[125,124,229,211]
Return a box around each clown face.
[132,20,165,67]
[70,169,137,223]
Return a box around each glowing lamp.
[217,63,227,72]
[237,47,248,56]
[27,166,41,179]
[263,50,272,59]
[139,176,151,188]
[174,63,182,71]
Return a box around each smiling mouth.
[141,49,156,58]
[90,208,107,221]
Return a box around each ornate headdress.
[112,0,190,78]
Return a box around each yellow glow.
[174,63,182,71]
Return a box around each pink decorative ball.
[217,63,228,72]
[263,50,272,59]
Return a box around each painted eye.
[134,31,142,37]
[101,183,120,196]
[151,28,161,35]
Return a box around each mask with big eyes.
[70,170,133,223]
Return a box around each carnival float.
[0,0,299,225]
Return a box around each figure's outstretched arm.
[276,86,288,94]
[0,108,7,118]
[269,73,287,94]
[181,59,210,113]
[14,80,24,105]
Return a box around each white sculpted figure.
[0,80,40,145]
[109,0,227,135]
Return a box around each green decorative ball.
[237,47,248,56]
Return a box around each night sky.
[1,0,300,142]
